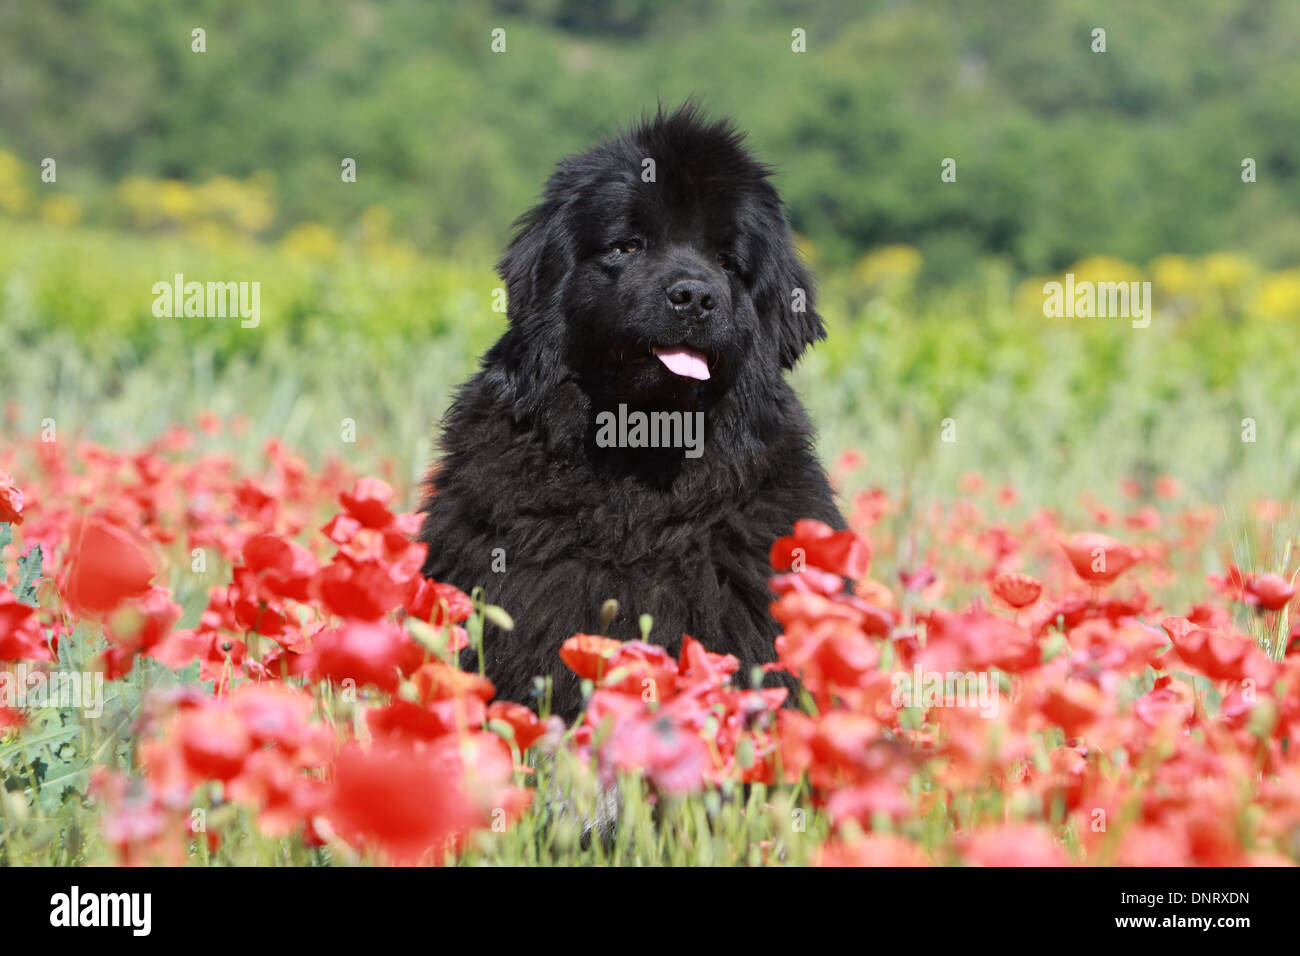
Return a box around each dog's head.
[497,103,822,413]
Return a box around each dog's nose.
[666,279,716,318]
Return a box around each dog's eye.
[612,239,641,255]
[716,252,738,273]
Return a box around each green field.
[4,216,1299,516]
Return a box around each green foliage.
[0,526,166,860]
[0,529,83,822]
[15,545,42,608]
[2,0,1298,270]
[3,217,1298,523]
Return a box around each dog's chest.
[502,493,777,636]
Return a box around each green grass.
[3,219,1299,865]
[4,219,1297,513]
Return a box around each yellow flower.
[1200,252,1258,292]
[116,176,161,227]
[0,149,31,216]
[40,195,83,227]
[853,245,922,287]
[157,180,196,222]
[280,222,340,263]
[1014,276,1051,318]
[193,175,274,234]
[376,239,420,272]
[1253,269,1300,320]
[1149,254,1200,297]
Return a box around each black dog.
[418,104,844,720]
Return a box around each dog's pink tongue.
[654,346,710,381]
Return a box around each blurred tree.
[0,0,1296,271]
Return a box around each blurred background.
[2,0,1299,524]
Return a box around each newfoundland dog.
[418,104,844,720]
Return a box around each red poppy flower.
[957,824,1069,866]
[234,478,275,518]
[777,619,880,697]
[229,684,319,753]
[1155,475,1181,499]
[240,533,318,602]
[338,477,396,529]
[769,567,846,597]
[487,700,546,751]
[368,696,487,741]
[770,519,870,579]
[1243,572,1296,612]
[102,586,182,679]
[327,738,482,864]
[0,472,22,525]
[602,709,710,793]
[409,660,496,703]
[770,589,893,637]
[405,579,474,626]
[1160,616,1273,683]
[0,591,52,661]
[824,779,912,826]
[559,633,624,682]
[897,566,937,592]
[1060,532,1142,585]
[1208,565,1251,604]
[311,620,423,693]
[1028,591,1152,639]
[321,512,362,544]
[989,572,1042,609]
[313,558,409,620]
[148,627,210,672]
[597,641,679,699]
[1133,676,1195,731]
[63,516,158,617]
[921,608,1039,674]
[225,748,329,839]
[176,707,252,782]
[0,704,22,731]
[1040,682,1106,737]
[678,634,741,686]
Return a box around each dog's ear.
[492,199,575,421]
[753,218,824,369]
[497,199,571,327]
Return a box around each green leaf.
[0,715,78,763]
[15,544,43,607]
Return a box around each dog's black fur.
[418,104,844,721]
